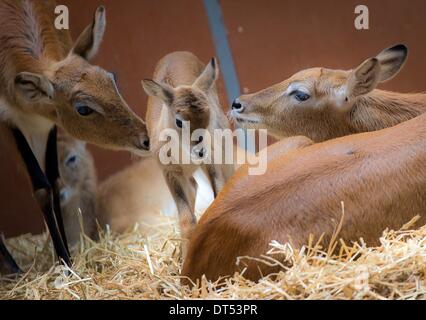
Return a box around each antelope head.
[231,44,408,141]
[57,131,94,205]
[142,58,219,159]
[13,6,150,155]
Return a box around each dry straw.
[0,215,425,300]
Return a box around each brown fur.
[96,157,216,235]
[182,45,426,284]
[231,45,424,142]
[182,116,426,284]
[57,131,96,247]
[142,52,233,249]
[95,144,250,236]
[0,1,149,172]
[96,157,176,234]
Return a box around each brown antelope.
[182,113,426,283]
[182,44,426,284]
[57,131,96,247]
[96,157,214,235]
[230,44,426,141]
[141,51,234,249]
[0,1,149,269]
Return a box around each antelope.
[0,1,149,270]
[182,113,426,284]
[96,157,214,235]
[182,44,426,284]
[96,144,251,236]
[230,44,426,141]
[141,51,234,250]
[57,131,96,247]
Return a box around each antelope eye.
[176,118,183,128]
[65,154,78,167]
[293,91,310,102]
[75,105,94,116]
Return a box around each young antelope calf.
[57,131,97,247]
[142,51,233,246]
[231,44,426,141]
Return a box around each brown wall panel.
[222,0,426,94]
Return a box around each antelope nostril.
[232,99,244,112]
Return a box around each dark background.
[2,0,426,236]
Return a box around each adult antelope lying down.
[0,0,149,270]
[182,44,426,283]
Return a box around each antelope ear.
[72,6,106,61]
[194,57,219,92]
[375,44,408,82]
[347,58,381,97]
[141,79,174,105]
[14,72,54,102]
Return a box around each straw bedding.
[0,216,425,300]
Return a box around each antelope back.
[96,158,214,234]
[182,115,426,283]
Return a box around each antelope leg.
[0,233,21,274]
[163,170,197,257]
[35,189,72,266]
[12,127,71,266]
[45,127,70,256]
